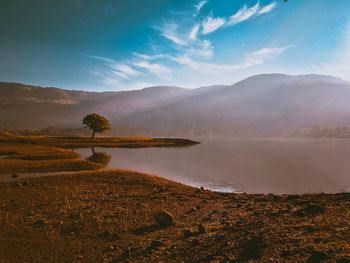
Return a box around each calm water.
[77,138,350,194]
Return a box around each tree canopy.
[82,113,111,138]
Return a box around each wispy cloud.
[89,1,281,89]
[258,2,277,15]
[228,2,277,26]
[313,22,350,81]
[133,53,166,60]
[242,47,286,67]
[202,14,226,34]
[186,39,214,59]
[194,0,208,16]
[112,64,143,78]
[158,21,188,46]
[189,23,200,40]
[171,46,287,74]
[81,53,115,63]
[133,61,172,79]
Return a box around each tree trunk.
[91,130,96,139]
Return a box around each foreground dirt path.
[1,170,350,262]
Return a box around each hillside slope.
[1,74,349,136]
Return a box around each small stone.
[76,255,83,260]
[190,238,200,246]
[183,229,194,238]
[35,218,48,226]
[337,257,350,263]
[14,181,22,187]
[281,249,291,258]
[102,230,121,241]
[154,211,174,227]
[150,240,163,249]
[303,204,325,215]
[307,250,328,263]
[189,207,197,213]
[11,174,19,179]
[198,223,206,234]
[314,237,323,243]
[305,225,317,233]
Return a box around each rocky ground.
[1,170,350,262]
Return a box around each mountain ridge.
[1,74,350,136]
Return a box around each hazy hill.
[1,74,350,136]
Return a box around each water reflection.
[86,147,111,167]
[78,139,350,194]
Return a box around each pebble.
[154,211,175,227]
[198,223,206,234]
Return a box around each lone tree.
[83,113,111,138]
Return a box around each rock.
[150,240,164,249]
[314,237,323,244]
[190,238,200,246]
[14,181,22,187]
[337,257,350,263]
[35,218,48,226]
[303,204,325,215]
[281,249,291,258]
[11,174,19,179]
[76,255,83,260]
[198,223,206,234]
[154,211,174,227]
[305,225,317,233]
[307,250,328,263]
[102,230,121,241]
[183,229,194,238]
[237,235,266,261]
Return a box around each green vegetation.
[83,113,111,138]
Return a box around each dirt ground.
[1,170,350,263]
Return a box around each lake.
[77,138,350,194]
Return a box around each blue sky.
[0,0,349,91]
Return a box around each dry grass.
[0,135,199,148]
[0,143,100,175]
[0,170,350,262]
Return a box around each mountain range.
[1,74,350,136]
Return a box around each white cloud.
[189,24,200,40]
[314,22,350,81]
[202,15,226,34]
[133,61,172,79]
[186,39,214,59]
[133,53,166,60]
[258,2,277,15]
[171,46,287,74]
[242,47,287,67]
[195,0,208,15]
[228,2,276,26]
[81,53,115,63]
[159,21,188,46]
[112,64,143,79]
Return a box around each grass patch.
[0,143,100,175]
[0,135,199,148]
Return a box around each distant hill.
[1,74,350,136]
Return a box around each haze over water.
[78,138,350,194]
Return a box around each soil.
[1,170,350,262]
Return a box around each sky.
[0,0,349,91]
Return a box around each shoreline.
[1,136,350,261]
[1,170,350,262]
